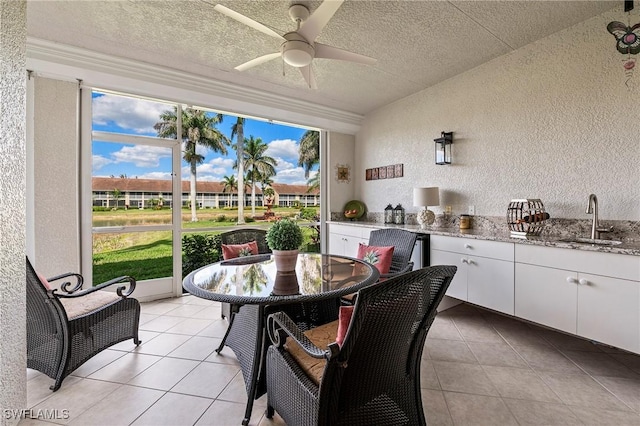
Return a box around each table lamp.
[413,187,440,229]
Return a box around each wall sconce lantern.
[435,131,453,165]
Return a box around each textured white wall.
[0,0,27,421]
[32,78,80,276]
[328,132,356,212]
[356,8,640,221]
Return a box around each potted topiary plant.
[266,218,303,272]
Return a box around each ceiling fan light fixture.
[281,39,315,67]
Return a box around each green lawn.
[92,207,320,283]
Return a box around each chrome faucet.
[585,194,613,239]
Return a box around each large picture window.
[85,89,321,299]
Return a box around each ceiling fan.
[214,0,376,89]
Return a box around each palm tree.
[298,130,319,179]
[230,117,246,224]
[111,188,122,209]
[242,136,277,217]
[306,170,320,193]
[154,107,229,222]
[221,175,237,208]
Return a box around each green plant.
[181,233,222,277]
[266,218,303,251]
[299,207,317,221]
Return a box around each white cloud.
[93,94,169,134]
[274,158,295,172]
[138,171,173,180]
[111,145,171,168]
[266,139,298,161]
[208,157,235,168]
[275,166,309,185]
[197,163,228,177]
[92,155,113,171]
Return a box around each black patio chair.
[217,228,271,352]
[265,265,457,426]
[26,256,141,391]
[367,228,418,280]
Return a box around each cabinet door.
[468,257,514,315]
[431,249,467,301]
[344,236,367,259]
[577,273,640,353]
[328,232,346,256]
[515,263,577,334]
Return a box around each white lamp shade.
[413,187,440,207]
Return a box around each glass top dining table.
[182,252,380,425]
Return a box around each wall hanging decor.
[607,0,639,87]
[365,163,403,181]
[335,163,351,183]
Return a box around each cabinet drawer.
[329,223,367,238]
[515,244,640,281]
[430,235,513,261]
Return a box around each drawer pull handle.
[461,258,468,264]
[464,244,472,249]
[566,277,578,284]
[467,259,475,265]
[578,278,590,286]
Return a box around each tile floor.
[22,297,640,426]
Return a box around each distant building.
[92,177,319,209]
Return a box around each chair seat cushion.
[59,291,121,319]
[336,306,354,346]
[222,241,259,260]
[284,320,339,386]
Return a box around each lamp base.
[417,208,435,229]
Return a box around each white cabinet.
[327,223,377,257]
[431,235,515,315]
[515,245,640,353]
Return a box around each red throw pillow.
[222,241,259,260]
[356,243,394,275]
[37,271,52,290]
[336,305,354,346]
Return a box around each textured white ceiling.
[26,0,616,115]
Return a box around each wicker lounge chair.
[265,265,456,426]
[367,228,418,279]
[217,228,271,352]
[26,257,141,391]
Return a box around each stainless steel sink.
[559,237,622,246]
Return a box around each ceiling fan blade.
[315,43,376,66]
[299,65,317,89]
[298,0,344,42]
[214,4,284,40]
[235,52,281,71]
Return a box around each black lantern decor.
[435,131,453,165]
[393,204,405,225]
[384,204,394,224]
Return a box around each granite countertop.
[328,220,640,257]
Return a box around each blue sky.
[91,92,317,185]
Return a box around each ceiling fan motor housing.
[281,32,315,67]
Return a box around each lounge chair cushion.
[60,291,121,319]
[356,243,394,275]
[284,320,339,385]
[222,241,259,260]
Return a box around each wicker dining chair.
[265,265,457,426]
[217,228,271,352]
[367,228,418,280]
[26,257,141,391]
